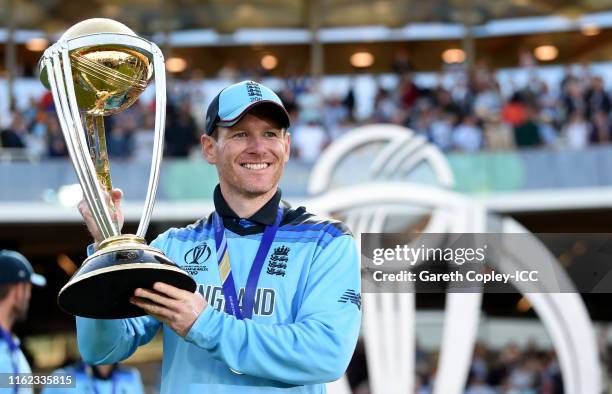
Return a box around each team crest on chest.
[267,245,290,276]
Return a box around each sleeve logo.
[338,289,361,310]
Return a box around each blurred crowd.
[1,60,612,163]
[0,93,200,162]
[397,65,612,155]
[347,341,564,394]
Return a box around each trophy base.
[58,235,197,319]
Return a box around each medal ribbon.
[213,206,283,320]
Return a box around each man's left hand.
[130,282,208,337]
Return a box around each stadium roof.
[3,1,612,78]
[3,0,612,35]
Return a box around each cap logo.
[18,270,26,278]
[246,81,263,103]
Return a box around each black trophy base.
[58,246,196,319]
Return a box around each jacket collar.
[213,184,282,226]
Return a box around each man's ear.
[283,131,291,164]
[6,284,17,302]
[16,282,30,300]
[10,283,23,302]
[201,134,217,164]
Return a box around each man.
[42,362,144,394]
[0,250,46,394]
[76,80,362,393]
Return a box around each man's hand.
[77,188,124,244]
[130,282,208,337]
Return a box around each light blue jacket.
[0,335,33,394]
[76,203,362,394]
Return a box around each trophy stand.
[40,18,196,318]
[59,235,195,318]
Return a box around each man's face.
[12,282,31,323]
[201,108,290,198]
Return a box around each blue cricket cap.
[0,250,46,287]
[205,80,290,136]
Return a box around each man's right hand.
[77,188,125,244]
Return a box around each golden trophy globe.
[40,18,196,318]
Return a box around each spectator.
[165,101,199,157]
[591,111,612,144]
[286,72,310,97]
[429,111,455,152]
[471,342,489,380]
[29,110,49,139]
[373,87,398,123]
[46,118,68,157]
[399,72,420,112]
[39,91,54,112]
[541,352,563,394]
[451,78,474,115]
[24,110,49,158]
[106,123,134,159]
[484,114,515,151]
[537,113,559,148]
[343,83,356,121]
[412,104,433,136]
[0,112,28,149]
[22,97,39,125]
[466,375,496,394]
[132,112,156,162]
[453,113,482,153]
[433,86,461,116]
[537,83,560,125]
[292,120,329,163]
[562,111,590,150]
[562,78,586,120]
[514,109,542,148]
[508,360,537,392]
[278,87,298,123]
[473,80,503,121]
[559,65,575,93]
[501,93,527,127]
[415,374,432,394]
[184,70,208,130]
[585,76,611,121]
[323,96,349,136]
[297,83,324,124]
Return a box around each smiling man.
[76,80,362,394]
